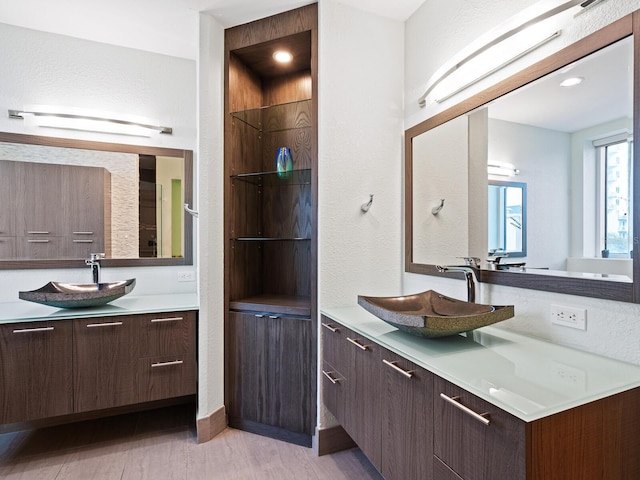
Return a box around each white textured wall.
[404,0,640,365]
[196,13,225,422]
[0,25,197,299]
[318,0,404,427]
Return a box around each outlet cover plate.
[550,304,587,330]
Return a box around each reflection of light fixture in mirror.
[560,76,584,87]
[273,50,293,63]
[8,106,172,136]
[488,161,520,177]
[419,0,607,107]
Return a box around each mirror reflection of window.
[488,181,526,258]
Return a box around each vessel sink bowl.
[358,290,514,338]
[19,279,136,309]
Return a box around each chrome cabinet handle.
[13,326,55,333]
[268,315,279,319]
[27,231,49,235]
[440,393,491,426]
[73,231,94,235]
[73,239,94,243]
[346,337,369,351]
[150,316,183,323]
[151,360,184,368]
[27,239,50,243]
[322,370,339,384]
[255,314,265,318]
[382,359,414,378]
[86,321,123,328]
[321,322,339,333]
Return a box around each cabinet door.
[74,316,137,412]
[343,330,382,471]
[0,321,73,424]
[16,162,63,236]
[433,376,527,480]
[227,311,314,437]
[0,161,16,238]
[381,350,434,480]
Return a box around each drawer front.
[137,311,196,357]
[321,360,348,425]
[434,377,527,480]
[17,236,62,259]
[137,354,197,403]
[320,315,349,372]
[434,457,464,480]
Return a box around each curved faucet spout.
[436,265,478,303]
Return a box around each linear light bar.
[9,107,172,136]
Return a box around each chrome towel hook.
[431,198,445,215]
[361,194,374,213]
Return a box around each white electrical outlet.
[550,304,587,330]
[177,271,196,282]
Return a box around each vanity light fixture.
[559,76,584,87]
[418,0,607,107]
[273,50,293,63]
[8,106,172,136]
[488,161,520,178]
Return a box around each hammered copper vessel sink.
[358,290,514,338]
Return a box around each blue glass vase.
[275,147,293,178]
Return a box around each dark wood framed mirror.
[0,132,193,269]
[405,12,639,302]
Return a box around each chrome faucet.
[436,265,478,303]
[85,253,105,284]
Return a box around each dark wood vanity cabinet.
[0,320,74,424]
[322,315,640,480]
[0,311,196,427]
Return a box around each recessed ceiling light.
[560,76,584,87]
[273,50,293,63]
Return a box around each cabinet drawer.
[321,360,348,425]
[434,457,463,480]
[137,311,196,357]
[137,354,197,403]
[321,316,349,372]
[17,236,62,259]
[0,236,16,259]
[434,377,526,480]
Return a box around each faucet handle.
[457,256,481,267]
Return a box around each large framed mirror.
[0,132,194,269]
[405,13,638,302]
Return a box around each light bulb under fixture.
[273,50,293,63]
[560,76,584,87]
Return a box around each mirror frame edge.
[0,131,194,269]
[405,12,637,303]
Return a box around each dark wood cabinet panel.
[136,354,196,403]
[137,311,196,358]
[73,316,138,412]
[227,312,314,441]
[0,161,16,236]
[0,321,73,424]
[381,351,433,480]
[433,376,527,480]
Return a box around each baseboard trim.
[196,405,227,444]
[315,424,356,456]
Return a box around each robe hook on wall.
[184,203,199,218]
[431,198,445,215]
[361,194,374,213]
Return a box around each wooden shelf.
[230,294,311,317]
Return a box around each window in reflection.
[488,181,527,258]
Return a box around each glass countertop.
[321,305,640,422]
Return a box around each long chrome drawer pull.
[268,315,280,319]
[322,370,339,385]
[13,326,55,333]
[73,240,94,243]
[73,231,94,235]
[151,360,184,368]
[382,359,414,378]
[27,231,49,235]
[86,321,124,328]
[346,337,369,351]
[321,322,339,333]
[440,393,491,426]
[27,239,50,243]
[150,317,183,323]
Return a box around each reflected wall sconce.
[9,106,172,137]
[418,0,607,107]
[488,161,520,177]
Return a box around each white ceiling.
[0,0,426,60]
